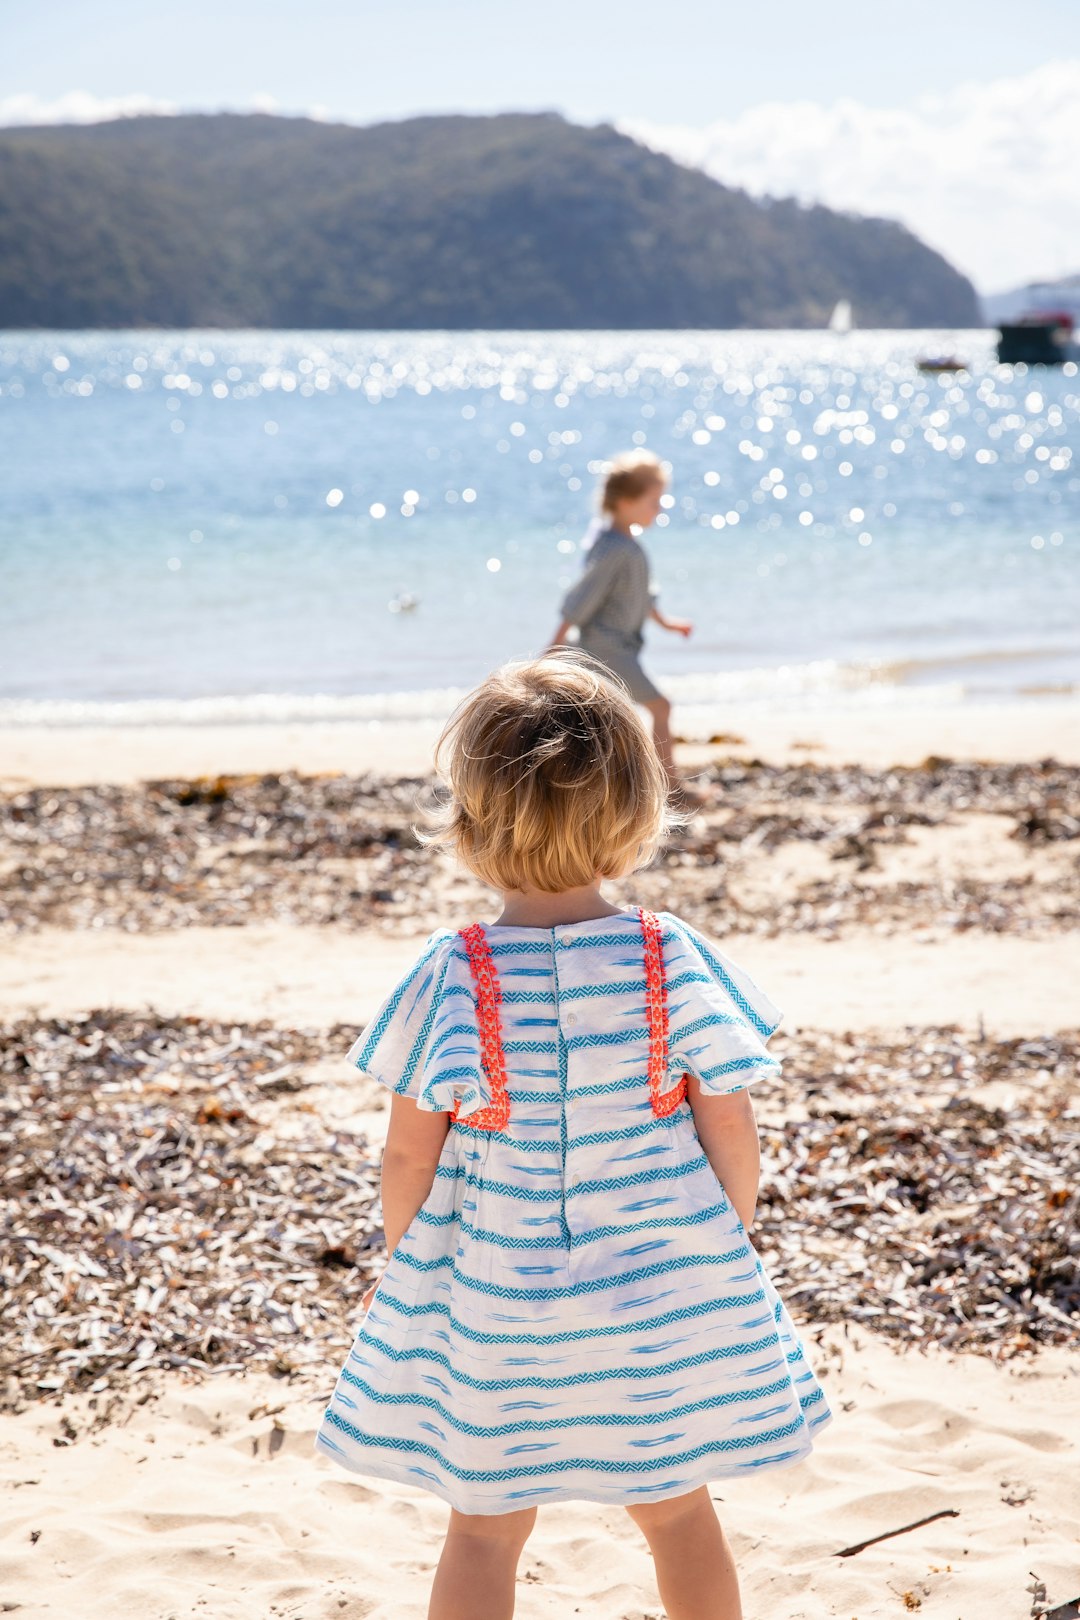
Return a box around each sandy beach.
[3,1327,1076,1619]
[2,705,1078,1619]
[3,697,1079,788]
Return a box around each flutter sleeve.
[346,929,490,1117]
[658,913,782,1096]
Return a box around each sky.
[2,0,1076,293]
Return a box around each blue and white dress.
[314,908,831,1514]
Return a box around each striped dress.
[314,907,831,1514]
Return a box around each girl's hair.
[600,450,667,514]
[423,652,673,893]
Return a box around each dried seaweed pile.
[651,839,1073,940]
[1,759,1077,937]
[2,1013,1076,1414]
[2,1012,378,1408]
[0,772,435,933]
[655,755,1080,937]
[754,1028,1079,1357]
[699,755,1080,825]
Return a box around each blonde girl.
[315,653,831,1619]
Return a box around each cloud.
[621,60,1080,294]
[0,89,334,127]
[0,91,179,126]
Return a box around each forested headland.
[0,111,980,329]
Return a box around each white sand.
[2,697,1078,790]
[2,1337,1077,1619]
[2,923,1075,1038]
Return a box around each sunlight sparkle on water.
[2,328,1077,710]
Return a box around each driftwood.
[834,1507,960,1558]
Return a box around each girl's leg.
[625,1486,742,1620]
[643,695,678,788]
[427,1504,537,1620]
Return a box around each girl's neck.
[494,884,626,929]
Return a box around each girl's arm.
[380,1093,451,1254]
[685,1078,760,1230]
[548,618,573,648]
[647,603,693,637]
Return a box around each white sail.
[828,299,853,334]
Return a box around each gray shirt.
[560,527,658,653]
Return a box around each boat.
[917,355,967,374]
[996,309,1080,366]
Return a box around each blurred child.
[550,450,695,798]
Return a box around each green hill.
[0,111,979,329]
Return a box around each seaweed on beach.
[753,1028,1080,1355]
[1,1013,1076,1416]
[1,1012,379,1411]
[1,760,1078,938]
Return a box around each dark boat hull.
[997,321,1078,366]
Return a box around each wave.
[0,659,998,729]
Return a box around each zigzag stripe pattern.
[348,1331,795,1390]
[428,1154,718,1202]
[370,1287,786,1346]
[321,1409,810,1480]
[393,1246,754,1300]
[678,922,780,1038]
[349,930,451,1077]
[414,1198,731,1251]
[437,1112,682,1155]
[336,1369,803,1434]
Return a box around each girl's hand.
[360,1279,381,1314]
[669,617,693,638]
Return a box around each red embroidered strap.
[639,908,687,1117]
[451,924,511,1132]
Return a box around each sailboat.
[828,299,853,335]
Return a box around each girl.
[550,449,694,797]
[314,653,831,1620]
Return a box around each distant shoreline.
[1,323,996,335]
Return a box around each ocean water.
[1,329,1077,731]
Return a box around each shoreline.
[2,696,1079,787]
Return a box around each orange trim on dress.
[451,923,511,1132]
[639,907,688,1116]
[452,913,685,1130]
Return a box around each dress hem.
[313,1413,831,1517]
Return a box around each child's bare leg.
[427,1504,537,1620]
[643,695,679,788]
[626,1486,742,1620]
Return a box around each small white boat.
[828,299,853,335]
